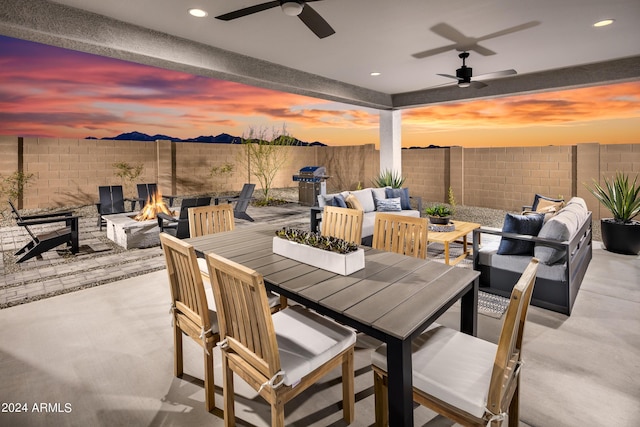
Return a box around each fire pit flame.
[134,190,172,221]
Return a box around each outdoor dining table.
[185,224,479,426]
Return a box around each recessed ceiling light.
[188,8,208,18]
[593,19,614,27]
[370,72,381,76]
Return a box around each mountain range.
[86,131,326,146]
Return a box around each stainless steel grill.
[292,166,329,206]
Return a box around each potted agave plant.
[586,172,640,255]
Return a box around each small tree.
[209,162,234,196]
[1,170,36,211]
[113,162,143,198]
[238,124,292,202]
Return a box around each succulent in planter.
[586,172,640,255]
[275,227,359,254]
[424,204,453,225]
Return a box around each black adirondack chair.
[9,200,79,263]
[96,185,127,230]
[135,183,177,209]
[215,183,256,222]
[157,196,212,239]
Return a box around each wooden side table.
[427,220,481,265]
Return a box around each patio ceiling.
[1,0,639,110]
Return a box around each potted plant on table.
[586,172,640,255]
[425,204,453,225]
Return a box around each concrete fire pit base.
[105,211,177,249]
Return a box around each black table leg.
[460,277,478,336]
[386,337,414,426]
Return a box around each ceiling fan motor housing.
[456,66,473,81]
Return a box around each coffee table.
[427,220,481,265]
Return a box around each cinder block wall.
[401,147,449,203]
[463,146,574,212]
[1,136,638,221]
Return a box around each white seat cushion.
[371,323,497,418]
[272,305,356,387]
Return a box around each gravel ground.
[1,187,601,238]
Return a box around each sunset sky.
[0,35,638,148]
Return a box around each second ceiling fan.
[215,1,335,39]
[437,52,516,88]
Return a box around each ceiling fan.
[437,52,517,88]
[412,21,540,59]
[215,1,335,39]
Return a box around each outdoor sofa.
[310,187,422,246]
[473,197,592,315]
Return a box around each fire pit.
[106,190,177,249]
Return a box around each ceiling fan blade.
[412,44,458,59]
[474,69,517,80]
[298,3,335,38]
[215,1,280,21]
[430,23,470,43]
[469,81,488,89]
[437,73,460,81]
[469,44,496,56]
[477,21,540,41]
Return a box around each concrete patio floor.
[0,202,638,426]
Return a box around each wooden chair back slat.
[207,253,280,380]
[372,212,429,259]
[321,206,363,245]
[486,258,538,415]
[188,204,235,237]
[160,233,211,342]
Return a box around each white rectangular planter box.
[272,237,364,276]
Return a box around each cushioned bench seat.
[473,197,592,315]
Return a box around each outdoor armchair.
[214,183,256,222]
[96,185,128,231]
[9,200,79,263]
[157,196,211,239]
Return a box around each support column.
[379,110,402,175]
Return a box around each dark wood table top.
[185,225,479,341]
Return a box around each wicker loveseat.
[310,187,422,246]
[473,197,592,315]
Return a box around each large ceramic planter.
[600,219,640,255]
[272,237,365,275]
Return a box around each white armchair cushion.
[272,305,356,387]
[371,323,497,418]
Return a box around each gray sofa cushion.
[478,241,567,282]
[371,187,388,208]
[535,197,588,264]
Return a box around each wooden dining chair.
[188,204,285,312]
[321,206,363,245]
[188,204,235,237]
[205,253,357,426]
[372,212,429,259]
[372,258,539,427]
[160,232,219,412]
